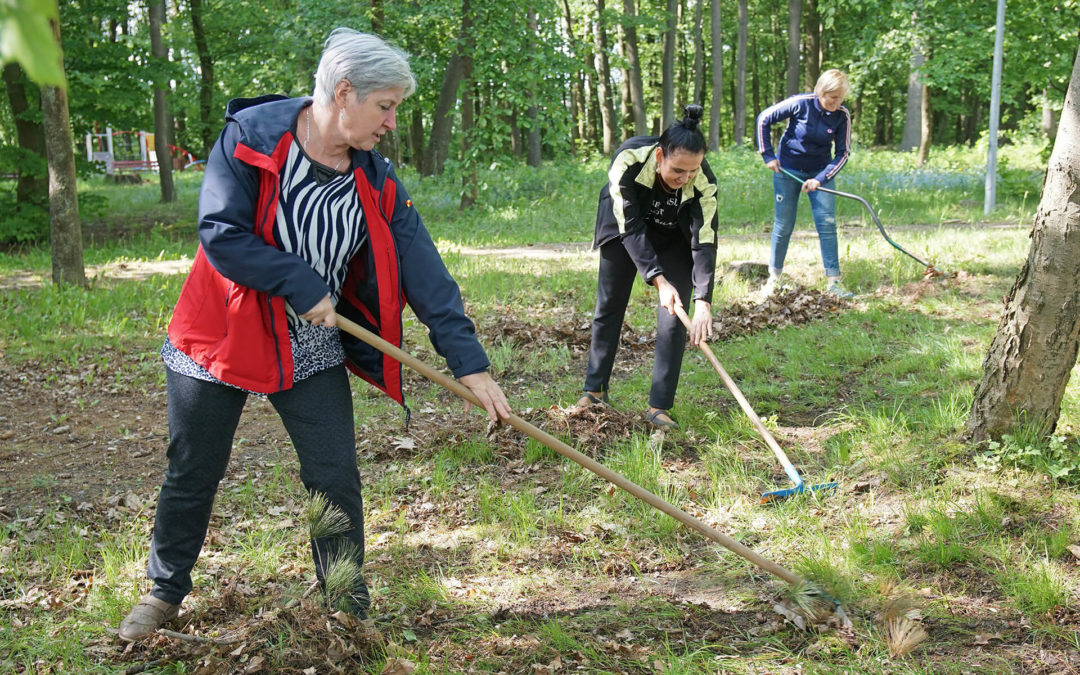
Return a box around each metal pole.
[985,0,1006,215]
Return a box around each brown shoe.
[118,594,180,642]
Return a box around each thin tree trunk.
[594,0,617,154]
[693,0,705,106]
[561,0,585,149]
[424,0,472,175]
[917,85,931,166]
[802,0,819,90]
[708,0,722,150]
[459,3,477,209]
[966,45,1080,442]
[661,0,677,128]
[734,0,748,146]
[41,20,85,287]
[1042,87,1059,142]
[525,9,542,166]
[785,0,802,97]
[2,64,48,208]
[149,0,175,202]
[188,0,215,160]
[622,0,647,135]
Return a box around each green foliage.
[976,434,1080,485]
[0,0,65,87]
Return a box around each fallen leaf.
[382,657,416,675]
[1066,544,1080,560]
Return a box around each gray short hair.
[314,28,417,104]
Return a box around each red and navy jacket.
[168,94,489,403]
[756,93,850,184]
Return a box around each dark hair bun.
[682,104,704,129]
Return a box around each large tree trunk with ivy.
[966,46,1080,443]
[3,64,48,210]
[707,0,721,150]
[785,0,801,97]
[661,0,677,128]
[733,0,748,146]
[41,21,85,287]
[149,0,176,202]
[425,0,473,176]
[917,84,931,166]
[622,0,647,136]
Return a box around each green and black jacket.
[593,135,719,303]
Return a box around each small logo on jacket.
[827,129,834,134]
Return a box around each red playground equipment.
[85,127,203,174]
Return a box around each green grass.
[2,147,1078,673]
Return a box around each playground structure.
[85,127,202,174]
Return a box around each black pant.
[584,237,693,410]
[147,366,367,612]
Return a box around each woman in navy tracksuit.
[118,29,510,641]
[575,105,718,430]
[756,69,852,298]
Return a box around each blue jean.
[770,169,840,277]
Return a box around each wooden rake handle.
[672,305,804,488]
[334,313,803,587]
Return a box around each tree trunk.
[594,0,617,155]
[900,10,926,152]
[188,0,215,160]
[149,0,176,202]
[458,2,477,209]
[41,20,85,287]
[661,0,677,128]
[622,0,647,135]
[424,0,472,175]
[561,0,585,149]
[2,64,48,208]
[966,45,1080,443]
[408,108,424,168]
[734,0,748,146]
[917,84,931,166]
[1042,87,1059,142]
[802,0,819,91]
[692,0,705,106]
[525,8,542,166]
[786,0,802,97]
[707,0,722,150]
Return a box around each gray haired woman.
[118,28,509,640]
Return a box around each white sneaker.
[759,275,781,298]
[826,281,854,299]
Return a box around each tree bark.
[661,0,677,128]
[594,0,618,155]
[561,0,585,148]
[458,2,477,209]
[149,0,175,202]
[802,0,819,91]
[786,0,802,97]
[41,20,85,287]
[622,0,647,136]
[2,64,48,208]
[900,9,926,152]
[692,0,705,106]
[1042,87,1059,142]
[188,0,215,160]
[708,0,722,150]
[525,8,542,166]
[734,0,748,146]
[917,84,931,166]
[966,45,1080,443]
[424,0,472,175]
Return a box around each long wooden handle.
[335,313,803,587]
[672,306,804,487]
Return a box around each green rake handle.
[779,166,941,273]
